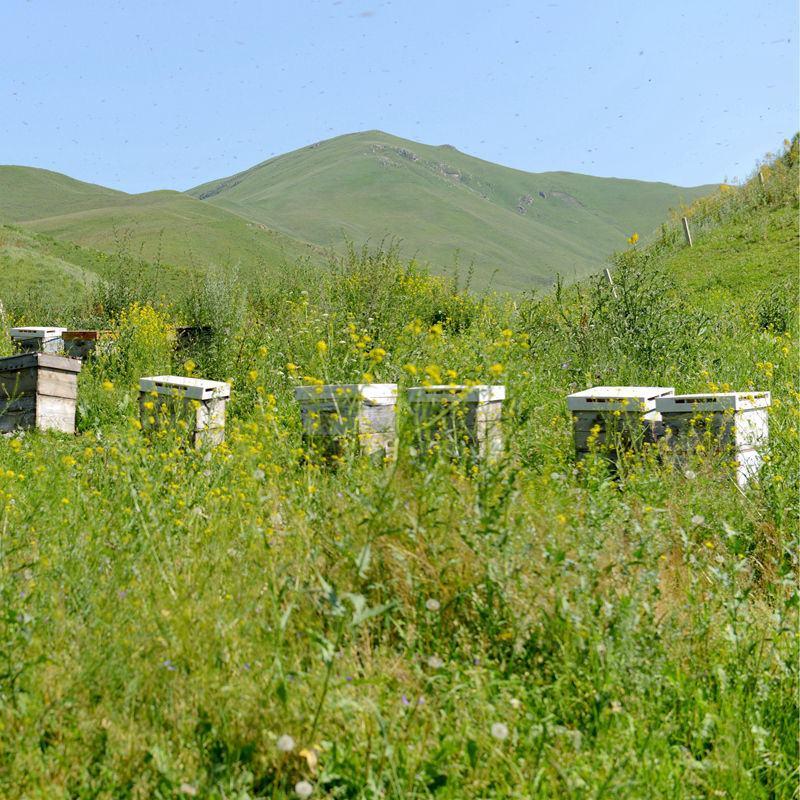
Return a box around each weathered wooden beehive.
[139,375,231,448]
[407,385,505,460]
[566,386,675,460]
[10,327,66,354]
[655,392,770,487]
[63,330,112,359]
[294,383,398,459]
[0,353,82,434]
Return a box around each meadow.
[0,140,797,798]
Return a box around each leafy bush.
[550,245,710,385]
[756,279,795,334]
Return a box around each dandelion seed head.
[294,780,313,798]
[277,734,295,752]
[491,722,509,740]
[425,598,441,612]
[691,514,705,525]
[427,655,444,669]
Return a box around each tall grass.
[0,143,797,798]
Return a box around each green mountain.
[0,166,319,277]
[2,133,715,293]
[0,165,129,223]
[189,131,715,291]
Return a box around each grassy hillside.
[0,165,129,223]
[189,130,714,291]
[0,224,198,321]
[0,141,796,797]
[1,166,320,280]
[661,192,798,310]
[1,225,98,304]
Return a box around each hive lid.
[63,330,111,341]
[0,352,82,373]
[294,383,397,404]
[10,326,66,340]
[655,392,771,413]
[407,385,506,403]
[139,375,231,400]
[567,385,674,412]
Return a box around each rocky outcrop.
[517,194,534,214]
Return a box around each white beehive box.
[407,385,505,461]
[655,392,770,487]
[10,327,66,354]
[566,385,674,458]
[295,383,398,459]
[139,375,231,447]
[0,352,82,433]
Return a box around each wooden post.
[681,217,693,247]
[604,268,619,299]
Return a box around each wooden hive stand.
[295,383,398,461]
[655,392,771,487]
[407,385,505,461]
[0,353,82,434]
[9,327,66,354]
[566,386,675,461]
[139,375,231,448]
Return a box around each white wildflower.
[684,469,697,480]
[295,780,313,798]
[427,655,444,669]
[691,514,705,526]
[277,734,295,752]
[491,722,509,740]
[425,598,441,612]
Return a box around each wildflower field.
[0,141,797,798]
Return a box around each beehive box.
[0,353,82,433]
[295,383,397,459]
[566,386,675,459]
[10,327,66,354]
[655,392,770,487]
[407,385,505,461]
[63,330,112,359]
[139,375,231,448]
[174,326,215,350]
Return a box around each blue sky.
[2,0,797,193]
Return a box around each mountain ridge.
[2,131,715,292]
[187,130,714,290]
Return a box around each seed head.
[491,722,509,740]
